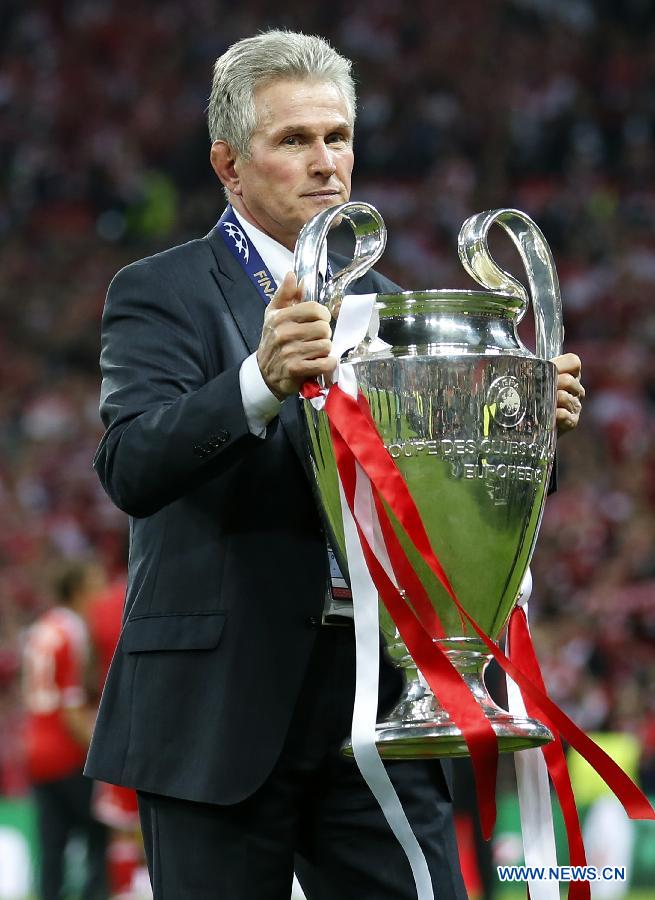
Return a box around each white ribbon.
[340,472,435,899]
[308,293,434,898]
[305,294,389,411]
[506,569,558,900]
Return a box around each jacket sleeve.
[93,257,261,518]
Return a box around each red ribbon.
[300,380,324,400]
[330,422,500,838]
[312,381,655,885]
[325,387,460,608]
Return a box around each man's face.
[230,78,354,250]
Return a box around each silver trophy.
[295,202,562,758]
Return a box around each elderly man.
[86,29,583,900]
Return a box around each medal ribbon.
[217,206,278,305]
[217,205,332,305]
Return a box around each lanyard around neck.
[217,206,331,305]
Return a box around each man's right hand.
[256,272,336,399]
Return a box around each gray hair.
[207,29,356,158]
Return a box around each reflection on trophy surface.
[295,202,564,758]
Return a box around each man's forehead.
[253,77,352,131]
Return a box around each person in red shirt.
[23,559,108,900]
[87,576,146,898]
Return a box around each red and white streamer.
[312,295,436,898]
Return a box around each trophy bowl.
[295,203,562,758]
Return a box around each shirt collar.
[232,207,328,288]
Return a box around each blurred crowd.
[1,0,654,835]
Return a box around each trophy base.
[342,643,553,759]
[354,715,553,759]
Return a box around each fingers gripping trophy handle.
[293,202,387,316]
[457,209,564,360]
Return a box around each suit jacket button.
[207,431,229,450]
[306,615,320,627]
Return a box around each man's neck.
[229,199,296,251]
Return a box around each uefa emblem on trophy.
[295,200,565,758]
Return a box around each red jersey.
[87,578,126,687]
[87,577,140,828]
[23,606,90,783]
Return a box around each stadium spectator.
[87,575,147,900]
[22,558,108,900]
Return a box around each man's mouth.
[303,190,340,198]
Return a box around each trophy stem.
[343,638,553,759]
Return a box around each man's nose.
[309,141,337,177]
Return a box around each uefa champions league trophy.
[295,202,562,757]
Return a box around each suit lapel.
[205,225,307,465]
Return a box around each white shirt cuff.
[239,352,281,438]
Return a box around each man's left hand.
[552,353,584,435]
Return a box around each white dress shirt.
[234,208,327,437]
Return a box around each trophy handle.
[293,201,387,316]
[457,209,564,360]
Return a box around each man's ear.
[210,141,241,195]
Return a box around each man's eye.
[282,135,299,145]
[327,133,347,144]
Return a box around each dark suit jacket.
[85,223,404,805]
